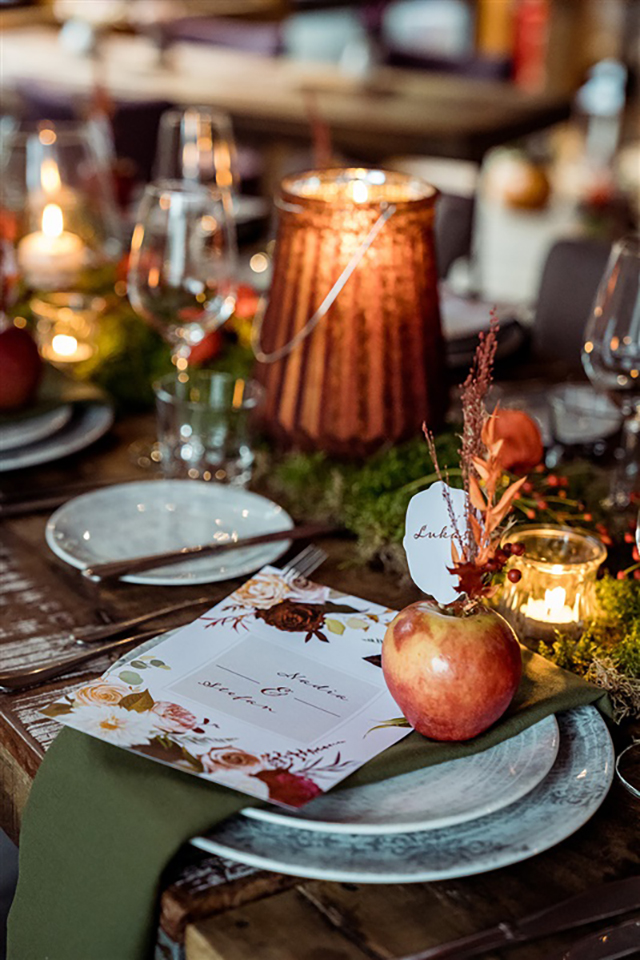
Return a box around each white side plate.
[46,479,294,586]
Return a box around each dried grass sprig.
[425,312,526,603]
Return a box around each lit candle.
[17,204,85,288]
[520,586,577,626]
[40,333,94,365]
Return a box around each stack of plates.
[192,706,613,881]
[0,400,113,472]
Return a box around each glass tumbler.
[154,371,263,485]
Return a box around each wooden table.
[1,414,638,960]
[1,26,572,163]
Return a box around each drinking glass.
[154,107,238,195]
[127,180,237,364]
[154,370,263,485]
[582,234,640,507]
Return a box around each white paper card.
[403,481,468,603]
[41,568,411,809]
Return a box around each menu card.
[42,568,412,809]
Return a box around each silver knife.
[558,918,640,960]
[399,878,640,960]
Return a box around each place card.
[404,480,468,603]
[41,568,412,809]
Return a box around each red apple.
[382,599,522,741]
[0,324,43,410]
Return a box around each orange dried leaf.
[472,457,490,481]
[468,476,486,512]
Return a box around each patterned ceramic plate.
[242,715,560,834]
[0,404,113,472]
[192,707,613,882]
[0,403,73,452]
[46,480,294,585]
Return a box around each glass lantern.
[498,525,607,644]
[0,120,122,292]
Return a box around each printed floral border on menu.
[42,568,410,808]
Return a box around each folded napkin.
[0,364,109,428]
[7,649,611,960]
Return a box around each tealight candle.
[40,333,94,365]
[498,525,607,643]
[31,293,104,371]
[17,203,85,289]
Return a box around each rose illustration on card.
[403,481,468,603]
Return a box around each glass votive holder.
[31,292,105,370]
[497,525,607,645]
[154,371,264,486]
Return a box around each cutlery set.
[400,877,640,960]
[0,544,328,692]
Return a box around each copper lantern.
[254,168,447,457]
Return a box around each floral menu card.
[41,568,411,809]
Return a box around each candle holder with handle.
[252,167,447,457]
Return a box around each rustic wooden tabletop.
[0,413,638,960]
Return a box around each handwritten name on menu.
[170,634,381,742]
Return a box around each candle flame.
[51,334,79,357]
[543,586,567,615]
[350,180,369,203]
[40,159,61,194]
[42,203,63,238]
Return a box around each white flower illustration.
[71,704,158,747]
[231,573,291,610]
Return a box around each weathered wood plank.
[184,888,375,960]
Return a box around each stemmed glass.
[127,180,237,468]
[582,234,640,508]
[128,180,237,366]
[154,107,238,221]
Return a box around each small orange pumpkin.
[485,407,543,473]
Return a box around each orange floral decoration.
[488,407,543,473]
[426,316,528,603]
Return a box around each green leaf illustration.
[119,688,155,712]
[118,670,143,686]
[41,702,75,718]
[325,618,345,635]
[181,747,204,772]
[367,717,411,735]
[150,659,166,667]
[129,660,148,669]
[347,617,369,630]
[323,601,361,614]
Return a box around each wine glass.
[154,107,238,201]
[128,179,237,365]
[127,180,237,469]
[582,234,640,508]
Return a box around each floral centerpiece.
[381,320,531,741]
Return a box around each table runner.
[7,649,611,960]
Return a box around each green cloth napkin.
[7,649,611,960]
[0,365,108,427]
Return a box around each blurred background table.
[1,26,572,163]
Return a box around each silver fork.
[0,547,329,692]
[78,546,328,645]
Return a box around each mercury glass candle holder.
[497,525,607,644]
[255,167,447,457]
